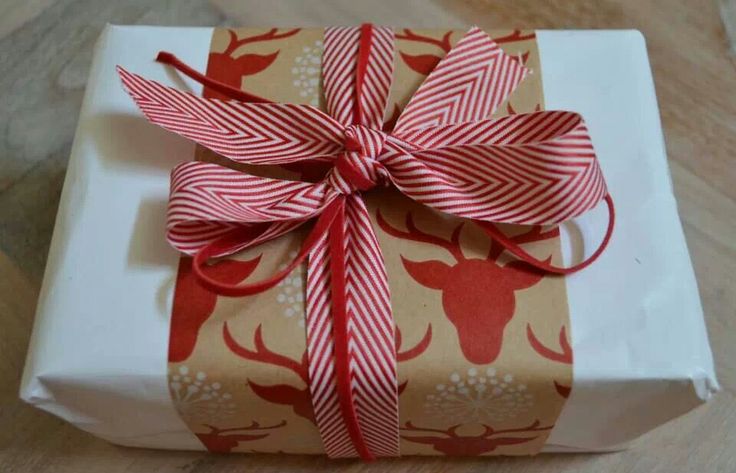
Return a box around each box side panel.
[19,24,214,450]
[537,29,717,450]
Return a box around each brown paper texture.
[166,27,572,456]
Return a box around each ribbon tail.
[117,66,344,165]
[305,195,400,459]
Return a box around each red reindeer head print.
[196,420,286,453]
[205,28,301,101]
[400,420,552,456]
[377,211,558,365]
[169,256,262,363]
[223,323,432,424]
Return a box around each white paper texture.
[20,25,718,452]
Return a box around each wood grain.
[1,0,734,471]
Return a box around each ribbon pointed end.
[115,65,144,101]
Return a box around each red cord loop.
[478,194,615,275]
[191,199,344,297]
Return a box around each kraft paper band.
[166,27,572,456]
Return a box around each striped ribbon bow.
[118,24,614,460]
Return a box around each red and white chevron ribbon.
[118,24,613,460]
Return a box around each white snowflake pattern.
[291,40,323,106]
[169,365,236,422]
[424,367,534,423]
[276,251,305,327]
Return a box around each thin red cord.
[156,52,273,103]
[478,194,615,274]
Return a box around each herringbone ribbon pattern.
[118,24,612,460]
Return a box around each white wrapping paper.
[20,25,718,452]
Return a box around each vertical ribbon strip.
[307,25,400,459]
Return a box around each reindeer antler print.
[169,256,262,363]
[400,420,551,456]
[224,322,433,422]
[378,211,466,263]
[224,324,316,424]
[527,324,573,398]
[378,210,557,365]
[396,29,453,75]
[395,324,432,362]
[222,28,301,56]
[492,30,536,44]
[527,325,572,364]
[396,29,453,52]
[395,324,433,395]
[196,420,287,453]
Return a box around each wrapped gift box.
[20,24,717,455]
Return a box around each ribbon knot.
[329,125,388,193]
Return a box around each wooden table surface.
[1,1,734,471]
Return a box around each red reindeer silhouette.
[196,420,286,453]
[223,323,432,424]
[377,211,558,365]
[169,256,262,363]
[205,28,301,101]
[401,420,551,456]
